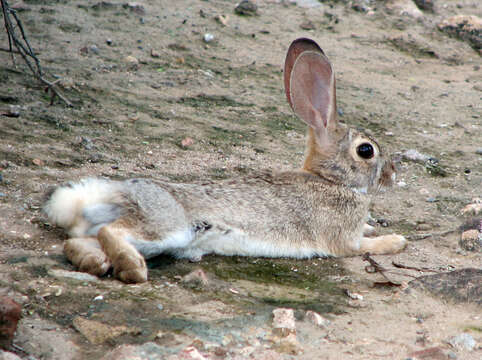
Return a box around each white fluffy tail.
[43,178,122,237]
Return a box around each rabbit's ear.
[284,38,337,140]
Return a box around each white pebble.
[203,33,214,43]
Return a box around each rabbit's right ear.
[284,38,337,144]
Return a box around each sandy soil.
[0,0,481,359]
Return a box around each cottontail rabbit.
[44,38,406,283]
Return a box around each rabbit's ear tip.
[284,38,325,109]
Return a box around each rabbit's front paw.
[360,234,407,255]
[113,251,148,283]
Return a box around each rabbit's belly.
[128,226,331,261]
[177,229,331,260]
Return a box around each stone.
[272,308,295,337]
[402,149,430,163]
[48,269,99,282]
[234,0,258,16]
[72,317,140,344]
[438,15,481,52]
[409,268,482,305]
[181,269,209,287]
[305,310,330,327]
[124,55,139,70]
[461,198,482,215]
[459,229,481,252]
[203,33,214,43]
[14,317,80,359]
[101,342,164,360]
[0,297,21,350]
[386,0,423,19]
[123,2,146,15]
[447,333,476,351]
[413,0,434,12]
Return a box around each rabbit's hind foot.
[64,237,111,276]
[97,223,148,283]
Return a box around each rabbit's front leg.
[64,237,111,276]
[359,234,407,255]
[97,222,148,283]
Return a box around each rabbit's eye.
[357,143,374,159]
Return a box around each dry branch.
[1,0,72,106]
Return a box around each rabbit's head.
[284,38,396,194]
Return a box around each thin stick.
[1,0,72,106]
[392,261,439,273]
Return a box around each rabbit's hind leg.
[64,237,111,276]
[97,221,148,283]
[359,234,407,255]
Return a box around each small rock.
[150,49,160,58]
[386,0,423,19]
[32,158,44,166]
[409,268,482,305]
[402,149,430,163]
[305,310,330,327]
[203,33,214,43]
[0,297,21,350]
[5,105,20,118]
[123,55,139,70]
[123,2,145,15]
[438,15,481,52]
[344,289,363,300]
[476,148,482,155]
[416,223,432,231]
[397,181,407,187]
[352,0,371,13]
[73,317,140,344]
[181,269,209,287]
[461,198,482,215]
[89,44,99,54]
[234,0,258,16]
[413,0,434,12]
[272,308,296,337]
[300,20,316,30]
[447,333,476,351]
[176,346,206,360]
[409,347,446,359]
[419,188,430,195]
[48,269,99,282]
[181,137,194,148]
[106,38,113,46]
[460,229,481,252]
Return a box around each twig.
[362,253,400,284]
[406,229,456,241]
[1,0,72,106]
[392,261,439,273]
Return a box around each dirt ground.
[0,0,481,359]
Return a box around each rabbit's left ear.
[284,38,337,138]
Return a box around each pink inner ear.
[290,51,336,133]
[284,38,324,110]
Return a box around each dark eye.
[357,143,374,159]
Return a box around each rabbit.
[43,38,406,283]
